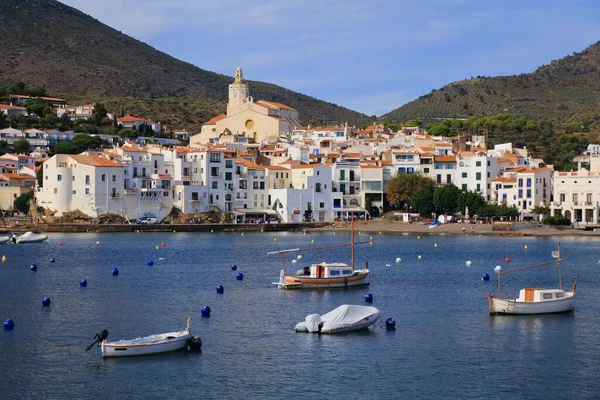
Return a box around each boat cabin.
[294,263,355,278]
[516,288,566,303]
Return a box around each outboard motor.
[85,329,109,351]
[188,336,202,352]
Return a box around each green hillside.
[383,41,600,123]
[0,0,369,128]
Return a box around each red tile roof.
[69,155,122,167]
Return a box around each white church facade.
[191,68,301,145]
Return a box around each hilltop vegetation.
[383,41,600,124]
[0,0,369,128]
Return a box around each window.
[518,178,523,187]
[211,167,219,177]
[518,189,523,198]
[526,178,532,187]
[527,189,532,198]
[342,270,353,275]
[212,181,218,189]
[260,182,265,190]
[194,168,198,173]
[556,293,564,298]
[476,161,481,167]
[329,270,340,276]
[210,153,221,163]
[446,174,451,183]
[191,192,199,201]
[225,172,232,181]
[424,167,430,174]
[53,188,57,194]
[72,176,75,181]
[319,202,325,208]
[560,193,566,202]
[226,160,233,168]
[476,184,481,192]
[57,175,62,181]
[253,182,259,190]
[72,190,76,195]
[315,183,322,192]
[362,181,382,191]
[317,170,320,176]
[85,188,90,195]
[462,172,467,178]
[462,184,467,191]
[542,293,553,300]
[476,172,481,181]
[112,175,116,182]
[102,174,106,182]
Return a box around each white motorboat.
[488,243,576,315]
[295,304,380,334]
[86,318,201,357]
[0,236,10,244]
[16,231,48,244]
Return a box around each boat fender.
[188,336,202,352]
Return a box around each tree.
[457,191,486,217]
[411,186,434,215]
[92,103,108,126]
[433,184,460,215]
[13,138,30,154]
[404,119,422,127]
[13,191,34,214]
[531,205,550,216]
[37,164,44,188]
[71,134,105,152]
[387,173,436,208]
[53,142,79,154]
[0,110,7,128]
[364,196,373,215]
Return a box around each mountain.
[382,41,600,123]
[0,0,369,128]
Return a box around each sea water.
[1,232,599,399]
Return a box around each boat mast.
[557,242,562,290]
[351,212,355,271]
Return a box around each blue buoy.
[364,293,374,303]
[41,297,51,307]
[482,273,490,281]
[201,305,211,317]
[385,318,396,330]
[147,260,154,266]
[4,319,14,330]
[30,264,37,271]
[231,265,237,271]
[49,258,55,263]
[236,272,244,280]
[216,285,224,294]
[80,279,87,287]
[112,268,119,276]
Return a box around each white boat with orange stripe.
[270,218,371,290]
[98,318,195,357]
[488,243,576,315]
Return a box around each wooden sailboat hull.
[277,272,370,290]
[488,292,576,315]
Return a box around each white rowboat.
[101,318,192,357]
[16,231,48,244]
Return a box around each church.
[190,68,301,145]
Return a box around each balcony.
[110,193,120,198]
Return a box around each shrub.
[542,216,571,226]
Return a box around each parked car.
[138,217,158,224]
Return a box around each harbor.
[1,232,599,398]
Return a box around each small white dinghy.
[295,304,380,334]
[16,231,48,244]
[0,236,10,244]
[86,317,201,357]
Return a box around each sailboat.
[269,218,371,290]
[487,243,576,315]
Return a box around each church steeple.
[228,66,249,115]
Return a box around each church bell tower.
[227,67,249,115]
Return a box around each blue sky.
[61,0,600,116]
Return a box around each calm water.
[1,231,600,399]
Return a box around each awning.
[233,209,278,215]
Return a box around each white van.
[140,217,158,224]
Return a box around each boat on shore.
[295,304,380,334]
[269,218,370,290]
[488,243,576,315]
[86,317,201,357]
[15,231,48,244]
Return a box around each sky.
[60,0,600,116]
